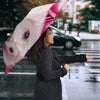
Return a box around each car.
[49,26,81,49]
[0,26,81,50]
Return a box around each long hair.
[27,27,52,66]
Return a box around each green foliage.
[79,0,100,29]
[90,0,100,10]
[80,7,100,20]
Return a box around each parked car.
[49,26,81,49]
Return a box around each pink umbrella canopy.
[3,2,64,77]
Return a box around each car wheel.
[64,40,73,49]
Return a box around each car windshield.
[50,27,62,36]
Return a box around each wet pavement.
[61,40,100,100]
[0,40,100,100]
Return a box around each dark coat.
[33,46,87,100]
[68,23,73,31]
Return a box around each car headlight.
[7,33,11,36]
[74,36,81,41]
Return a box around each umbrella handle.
[69,70,70,79]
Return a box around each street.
[60,40,100,100]
[0,33,100,100]
[0,0,100,100]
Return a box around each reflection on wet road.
[57,40,100,100]
[0,40,100,100]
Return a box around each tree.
[85,0,100,18]
[0,0,56,28]
[90,0,100,17]
[0,0,61,28]
[0,0,28,28]
[79,0,100,30]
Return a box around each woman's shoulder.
[38,46,58,61]
[40,46,53,56]
[41,45,58,56]
[50,48,58,57]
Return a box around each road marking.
[74,51,100,53]
[85,63,100,67]
[89,69,100,74]
[76,49,100,51]
[95,76,100,82]
[0,72,36,75]
[76,53,100,56]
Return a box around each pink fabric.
[41,3,64,35]
[3,2,64,77]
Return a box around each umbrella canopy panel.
[3,2,64,77]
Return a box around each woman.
[27,27,95,100]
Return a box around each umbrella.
[3,2,64,77]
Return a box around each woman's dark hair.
[27,27,52,65]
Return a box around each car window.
[53,33,59,36]
[52,28,57,34]
[51,28,61,36]
[52,29,59,36]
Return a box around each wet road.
[60,40,100,100]
[0,40,100,100]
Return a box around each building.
[61,0,91,24]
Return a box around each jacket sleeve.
[52,49,87,64]
[38,49,67,81]
[58,54,87,64]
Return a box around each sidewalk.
[62,31,100,40]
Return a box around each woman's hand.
[63,64,70,71]
[86,55,96,60]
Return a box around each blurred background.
[0,0,100,32]
[0,0,100,100]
